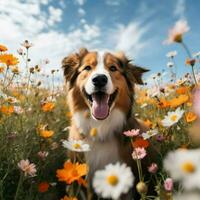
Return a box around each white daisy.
[161,107,184,127]
[142,129,158,140]
[193,51,200,58]
[166,50,177,58]
[140,103,148,108]
[167,61,174,67]
[62,139,90,152]
[173,192,200,200]
[164,149,200,190]
[93,162,134,200]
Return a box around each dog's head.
[62,48,148,120]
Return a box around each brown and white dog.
[62,48,153,199]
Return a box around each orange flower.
[0,44,8,52]
[66,111,72,119]
[169,95,189,108]
[41,102,55,112]
[39,130,54,138]
[132,138,149,149]
[157,98,170,108]
[185,58,196,66]
[38,182,49,193]
[0,66,4,73]
[176,86,189,95]
[0,54,19,66]
[143,119,153,128]
[61,196,78,200]
[56,160,88,185]
[1,105,14,115]
[11,66,19,74]
[185,112,197,123]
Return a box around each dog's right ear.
[62,48,88,82]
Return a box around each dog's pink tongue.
[92,94,109,120]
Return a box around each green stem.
[136,159,142,181]
[26,72,31,96]
[3,73,15,91]
[14,172,24,200]
[25,48,29,76]
[2,66,9,87]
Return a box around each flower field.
[0,20,200,200]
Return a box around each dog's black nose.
[92,74,108,88]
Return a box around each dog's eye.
[84,66,92,71]
[109,65,117,72]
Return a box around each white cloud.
[74,0,86,6]
[78,8,86,16]
[48,6,63,26]
[111,22,151,58]
[0,0,101,84]
[174,0,186,19]
[105,0,125,6]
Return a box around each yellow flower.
[143,119,153,128]
[176,86,189,95]
[41,102,55,112]
[39,130,54,138]
[1,105,14,115]
[11,66,19,74]
[0,44,8,52]
[66,111,72,119]
[185,112,197,123]
[157,98,170,109]
[90,128,97,137]
[0,54,19,66]
[169,95,189,108]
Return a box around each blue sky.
[0,0,199,84]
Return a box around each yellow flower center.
[147,131,153,136]
[90,128,97,137]
[174,34,182,43]
[73,143,81,149]
[170,114,177,122]
[181,161,196,173]
[107,175,119,186]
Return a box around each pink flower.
[14,106,24,114]
[193,87,200,117]
[148,163,158,174]
[132,147,147,160]
[17,48,24,55]
[164,20,190,44]
[123,129,140,137]
[37,151,49,160]
[164,178,173,192]
[18,159,37,177]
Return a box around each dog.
[62,48,154,199]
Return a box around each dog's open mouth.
[84,89,118,120]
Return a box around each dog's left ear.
[115,52,149,85]
[127,63,149,85]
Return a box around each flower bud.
[136,181,148,194]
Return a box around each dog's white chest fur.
[73,108,126,141]
[73,108,126,173]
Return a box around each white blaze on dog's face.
[83,51,116,120]
[62,48,148,121]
